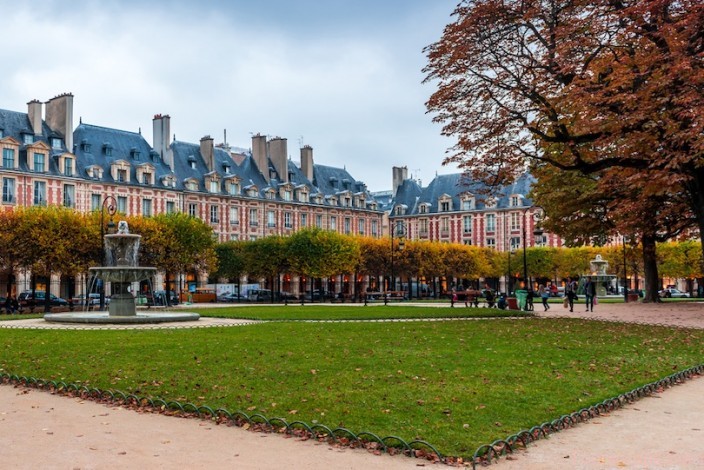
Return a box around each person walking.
[584,276,597,312]
[539,284,550,311]
[566,277,578,312]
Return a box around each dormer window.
[419,204,427,214]
[33,152,46,172]
[130,148,140,160]
[23,133,33,145]
[103,143,113,156]
[51,137,62,149]
[87,165,103,179]
[61,156,74,176]
[440,201,450,212]
[222,163,231,174]
[297,189,308,203]
[227,180,239,196]
[80,139,91,152]
[283,189,292,201]
[142,172,152,185]
[511,195,522,207]
[209,180,219,193]
[265,189,275,200]
[248,187,258,197]
[461,196,475,210]
[185,180,198,191]
[162,175,176,188]
[117,169,127,182]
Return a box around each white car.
[659,288,689,298]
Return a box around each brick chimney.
[200,135,215,172]
[269,137,288,183]
[251,134,269,182]
[45,93,74,151]
[300,145,314,182]
[392,166,408,197]
[27,100,43,136]
[152,114,174,170]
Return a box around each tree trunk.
[641,234,660,303]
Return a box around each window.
[343,197,351,207]
[462,198,474,210]
[463,239,472,246]
[419,205,427,214]
[51,137,62,149]
[188,203,198,217]
[210,205,219,223]
[284,212,292,228]
[511,212,520,231]
[316,214,323,228]
[3,148,15,168]
[486,238,496,249]
[371,220,378,236]
[344,217,351,234]
[298,191,308,203]
[23,134,33,145]
[486,214,496,232]
[33,181,46,205]
[186,180,197,191]
[511,196,519,207]
[267,210,276,227]
[249,208,258,226]
[63,184,75,208]
[142,199,152,217]
[117,196,127,214]
[117,169,127,183]
[228,181,239,196]
[330,216,337,230]
[300,213,308,227]
[63,157,73,176]
[441,217,450,233]
[2,178,15,203]
[358,218,365,234]
[419,218,428,236]
[143,173,152,185]
[189,161,197,170]
[103,144,112,156]
[440,201,450,212]
[91,194,101,211]
[283,190,292,201]
[229,207,239,225]
[210,180,219,193]
[463,215,472,233]
[510,236,521,251]
[230,234,239,241]
[166,201,175,214]
[33,152,45,172]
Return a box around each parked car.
[153,290,179,305]
[75,293,110,306]
[659,288,690,298]
[217,292,242,302]
[18,291,69,307]
[249,289,273,302]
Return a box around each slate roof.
[73,123,174,185]
[392,172,535,216]
[0,107,68,174]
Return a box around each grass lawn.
[0,312,702,458]
[193,304,528,321]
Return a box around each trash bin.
[515,290,528,311]
[507,297,519,310]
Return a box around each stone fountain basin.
[89,267,157,283]
[44,311,200,324]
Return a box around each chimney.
[392,166,408,197]
[200,135,215,172]
[45,93,74,151]
[251,134,269,182]
[269,137,288,183]
[27,100,43,136]
[153,114,174,170]
[300,145,314,182]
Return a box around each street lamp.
[522,206,545,290]
[389,220,407,302]
[622,235,629,302]
[99,196,117,310]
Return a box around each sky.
[0,0,459,192]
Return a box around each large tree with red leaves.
[424,0,704,297]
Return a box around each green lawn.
[193,304,527,321]
[0,313,702,458]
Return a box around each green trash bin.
[515,290,528,311]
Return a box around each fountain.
[578,254,617,297]
[45,221,199,324]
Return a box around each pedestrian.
[566,277,578,312]
[539,284,550,311]
[451,289,457,307]
[3,296,12,314]
[584,276,597,312]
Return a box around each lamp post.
[388,220,407,304]
[622,235,629,302]
[99,196,117,310]
[522,206,545,291]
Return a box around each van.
[249,289,272,302]
[179,288,216,303]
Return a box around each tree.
[0,209,22,296]
[425,0,704,297]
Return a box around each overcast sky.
[0,0,459,192]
